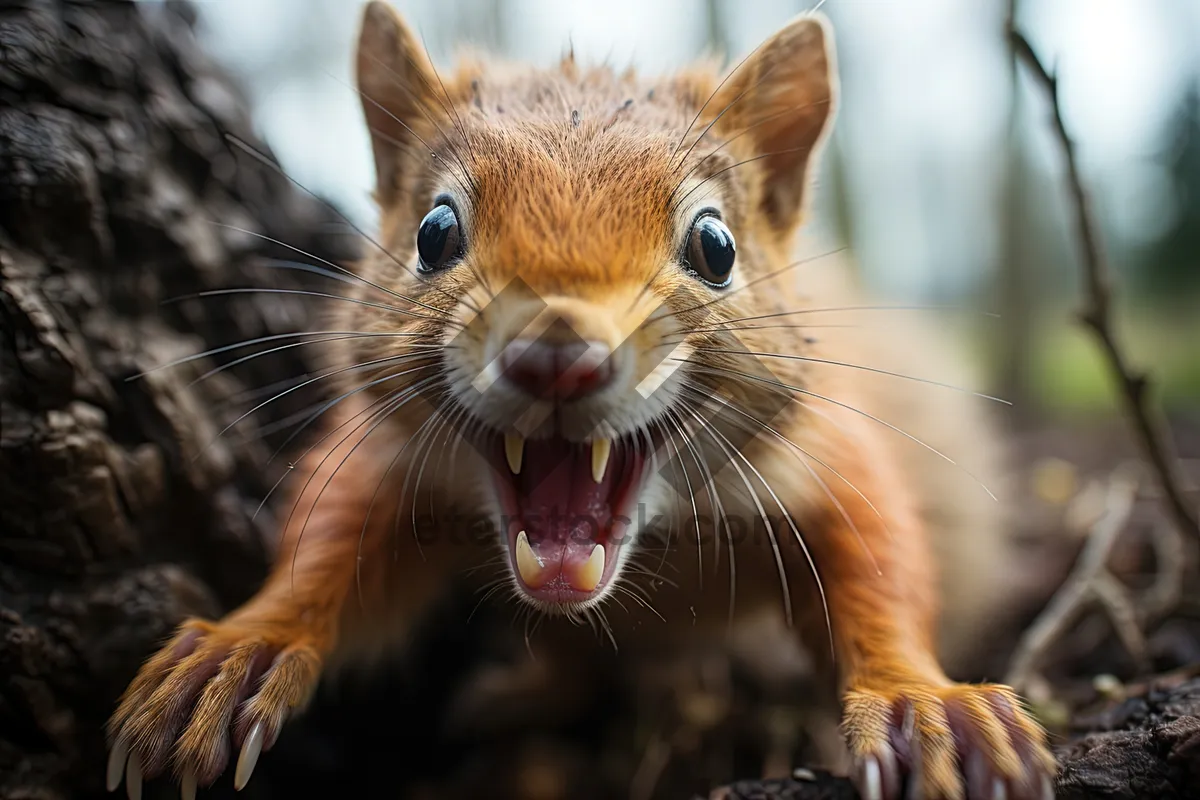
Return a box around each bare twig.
[1142,520,1186,619]
[630,730,673,800]
[1006,469,1141,694]
[1009,28,1199,542]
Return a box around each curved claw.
[234,720,265,791]
[844,683,1055,800]
[106,738,129,792]
[858,755,882,800]
[125,752,143,800]
[181,771,197,800]
[109,624,322,795]
[852,746,901,800]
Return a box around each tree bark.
[0,1,354,797]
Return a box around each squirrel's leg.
[107,409,422,795]
[779,428,1056,800]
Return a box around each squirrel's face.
[344,1,836,616]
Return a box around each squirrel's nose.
[498,337,614,400]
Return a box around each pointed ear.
[708,14,837,231]
[356,1,444,205]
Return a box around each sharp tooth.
[576,544,606,592]
[504,433,524,475]
[591,438,611,483]
[515,531,545,587]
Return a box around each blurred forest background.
[1,1,1195,796]
[180,0,1200,422]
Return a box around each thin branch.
[1005,469,1141,694]
[1009,28,1199,542]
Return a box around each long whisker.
[669,34,774,164]
[358,50,479,181]
[679,404,833,657]
[257,259,357,284]
[668,146,814,217]
[254,365,441,519]
[411,403,456,536]
[671,304,997,334]
[666,407,737,622]
[688,348,1011,405]
[666,247,848,321]
[672,322,862,335]
[654,418,701,586]
[237,399,336,445]
[394,393,454,556]
[611,583,665,622]
[329,69,476,200]
[679,382,887,529]
[429,403,470,520]
[201,350,441,459]
[364,123,474,202]
[267,359,442,466]
[469,580,510,624]
[162,286,464,330]
[283,375,435,594]
[189,336,444,388]
[364,125,495,303]
[354,389,436,606]
[128,329,431,380]
[321,387,437,603]
[224,135,475,315]
[596,606,618,650]
[669,98,833,202]
[416,29,483,178]
[677,404,800,629]
[211,222,473,316]
[358,389,450,596]
[684,361,998,501]
[679,383,884,574]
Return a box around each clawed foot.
[843,682,1056,800]
[106,619,323,798]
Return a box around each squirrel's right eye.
[416,204,461,273]
[684,214,736,288]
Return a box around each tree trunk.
[0,1,354,797]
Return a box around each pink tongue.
[519,440,614,575]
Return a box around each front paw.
[842,681,1055,800]
[106,618,323,798]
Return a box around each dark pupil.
[698,219,735,280]
[417,205,459,270]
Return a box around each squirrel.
[107,3,1056,799]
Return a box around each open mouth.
[485,433,650,605]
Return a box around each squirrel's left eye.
[416,203,461,273]
[684,215,735,288]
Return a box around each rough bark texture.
[1,2,1199,800]
[0,1,354,797]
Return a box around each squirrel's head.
[344,0,837,616]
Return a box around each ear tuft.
[708,12,838,231]
[356,1,441,204]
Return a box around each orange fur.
[108,3,1055,798]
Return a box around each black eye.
[684,215,735,288]
[416,203,461,273]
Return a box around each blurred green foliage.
[1029,308,1200,415]
[1139,84,1200,305]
